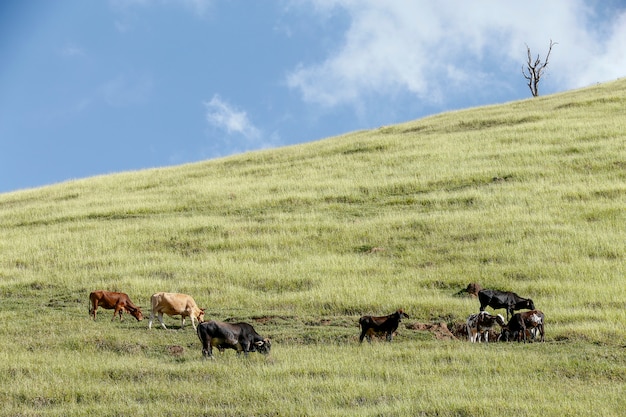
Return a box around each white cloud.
[569,10,626,86]
[204,95,260,140]
[287,1,626,107]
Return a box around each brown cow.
[500,310,545,343]
[89,290,143,322]
[359,309,409,343]
[148,292,205,330]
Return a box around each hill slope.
[2,79,625,326]
[0,78,625,416]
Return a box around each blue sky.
[1,1,625,193]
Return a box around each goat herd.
[89,283,544,360]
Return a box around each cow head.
[397,309,409,319]
[525,299,536,311]
[129,307,144,321]
[463,283,483,297]
[495,314,506,327]
[254,339,272,355]
[196,308,206,323]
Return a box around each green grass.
[1,78,625,416]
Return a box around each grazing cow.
[89,290,143,322]
[359,309,409,343]
[196,320,271,359]
[478,289,535,319]
[500,310,545,343]
[466,311,506,343]
[148,292,205,330]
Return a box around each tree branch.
[522,40,557,97]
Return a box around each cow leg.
[180,316,186,329]
[203,343,214,359]
[359,328,367,343]
[90,303,98,320]
[113,306,122,322]
[520,324,527,343]
[201,339,213,359]
[190,316,197,331]
[148,312,154,329]
[386,332,393,342]
[241,341,250,357]
[467,325,475,342]
[157,312,168,330]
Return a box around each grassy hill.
[1,78,625,416]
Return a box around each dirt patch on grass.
[406,322,458,340]
[167,345,185,356]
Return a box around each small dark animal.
[359,309,409,343]
[478,289,535,319]
[500,310,545,343]
[196,320,271,359]
[466,311,506,343]
[457,283,483,297]
[89,290,143,322]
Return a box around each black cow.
[359,309,409,343]
[478,289,535,319]
[196,320,271,359]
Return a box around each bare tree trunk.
[522,40,557,97]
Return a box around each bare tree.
[522,39,557,97]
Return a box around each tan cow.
[89,290,143,322]
[148,292,205,330]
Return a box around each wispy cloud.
[109,0,214,17]
[180,0,214,17]
[204,95,260,140]
[100,73,153,107]
[60,43,85,57]
[287,1,626,108]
